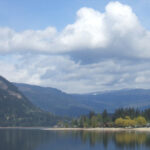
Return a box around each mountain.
[14,83,91,116]
[72,89,150,112]
[15,83,150,117]
[0,76,57,126]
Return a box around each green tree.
[83,117,90,128]
[102,109,109,124]
[89,111,95,119]
[91,116,98,128]
[71,119,78,127]
[97,113,102,126]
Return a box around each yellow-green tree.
[115,116,136,127]
[135,116,147,126]
[129,119,136,127]
[115,117,124,127]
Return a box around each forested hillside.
[0,76,58,126]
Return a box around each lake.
[0,128,150,150]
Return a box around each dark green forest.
[59,108,150,128]
[0,76,59,127]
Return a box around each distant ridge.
[15,82,91,117]
[15,83,150,117]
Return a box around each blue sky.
[0,0,150,93]
[0,0,150,31]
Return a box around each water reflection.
[0,129,150,150]
[0,129,54,150]
[78,131,111,147]
[115,132,146,148]
[79,131,150,149]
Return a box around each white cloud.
[0,1,149,59]
[1,1,150,93]
[0,54,150,93]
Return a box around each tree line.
[58,108,150,128]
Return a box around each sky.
[0,0,150,93]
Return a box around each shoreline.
[43,127,150,132]
[0,127,150,132]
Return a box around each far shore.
[1,127,150,132]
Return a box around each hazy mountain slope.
[15,83,92,116]
[15,83,150,116]
[72,89,150,112]
[0,76,57,126]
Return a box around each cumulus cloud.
[1,1,150,93]
[0,1,150,59]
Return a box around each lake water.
[0,128,150,150]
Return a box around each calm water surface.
[0,128,150,150]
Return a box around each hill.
[0,76,57,126]
[15,83,150,117]
[14,83,91,116]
